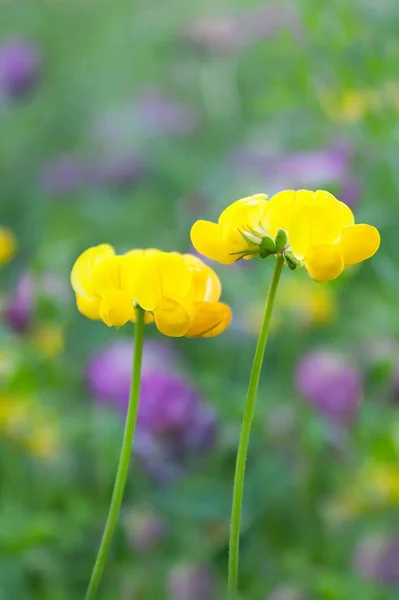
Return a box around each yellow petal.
[288,191,344,259]
[218,194,267,231]
[190,220,237,264]
[153,297,191,337]
[76,294,101,320]
[338,201,355,227]
[70,244,115,298]
[136,252,192,311]
[99,291,134,327]
[339,224,381,266]
[93,255,141,298]
[262,190,298,237]
[182,254,222,302]
[219,196,269,255]
[305,245,344,282]
[125,248,160,258]
[0,227,17,265]
[186,302,232,338]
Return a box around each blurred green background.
[1,1,399,599]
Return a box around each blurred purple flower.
[184,5,302,52]
[4,273,34,332]
[167,563,215,600]
[86,339,179,409]
[93,154,146,189]
[137,90,199,136]
[4,272,70,333]
[42,156,91,195]
[267,587,308,600]
[231,144,352,191]
[295,350,363,426]
[124,507,166,552]
[340,178,362,207]
[244,5,303,41]
[353,535,399,586]
[277,146,351,187]
[0,39,41,99]
[183,18,240,52]
[87,340,217,482]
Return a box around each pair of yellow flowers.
[71,189,380,337]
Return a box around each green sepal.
[283,250,299,271]
[275,229,288,253]
[259,236,276,254]
[259,249,274,259]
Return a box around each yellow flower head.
[70,245,231,338]
[0,227,17,266]
[191,189,380,282]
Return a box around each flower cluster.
[70,246,231,337]
[191,190,380,282]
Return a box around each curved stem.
[85,307,145,600]
[228,255,284,596]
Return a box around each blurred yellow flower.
[278,279,335,325]
[70,245,231,337]
[0,227,16,266]
[321,90,373,123]
[321,83,399,122]
[243,278,335,335]
[326,462,399,524]
[33,324,64,358]
[0,395,27,436]
[191,189,380,282]
[0,394,58,459]
[27,425,59,459]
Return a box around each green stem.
[228,255,284,596]
[85,306,145,600]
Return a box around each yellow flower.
[70,246,231,337]
[191,189,380,282]
[0,227,16,266]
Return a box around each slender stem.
[228,255,284,596]
[85,307,145,600]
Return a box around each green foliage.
[1,0,399,598]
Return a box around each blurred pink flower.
[295,350,363,426]
[0,39,41,99]
[184,5,302,52]
[137,90,199,136]
[354,535,399,586]
[167,563,215,600]
[232,143,352,191]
